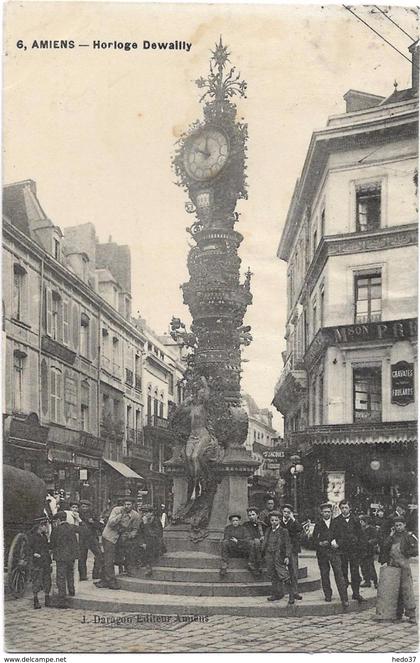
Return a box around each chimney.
[409,40,419,95]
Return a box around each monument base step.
[70,583,377,618]
[117,574,320,596]
[158,551,307,578]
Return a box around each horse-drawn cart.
[4,465,46,597]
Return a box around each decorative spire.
[195,37,247,107]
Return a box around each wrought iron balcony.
[124,429,152,461]
[146,415,169,430]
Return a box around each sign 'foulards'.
[391,361,415,406]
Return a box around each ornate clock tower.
[167,39,258,544]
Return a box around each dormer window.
[54,237,61,261]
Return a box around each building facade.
[3,180,184,511]
[242,393,282,506]
[273,43,418,519]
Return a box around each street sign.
[262,450,285,459]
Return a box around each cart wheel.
[7,533,30,598]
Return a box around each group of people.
[220,496,418,622]
[220,499,304,605]
[28,495,165,609]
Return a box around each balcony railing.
[125,427,145,445]
[124,429,152,461]
[146,415,169,430]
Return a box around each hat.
[247,506,259,513]
[79,499,91,506]
[228,514,241,521]
[269,510,281,518]
[393,515,406,524]
[282,503,294,512]
[54,511,67,522]
[320,502,333,510]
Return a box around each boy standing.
[50,510,78,608]
[263,511,293,604]
[28,517,52,609]
[379,516,417,623]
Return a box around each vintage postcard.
[2,1,418,657]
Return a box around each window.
[353,367,381,422]
[80,313,90,358]
[54,238,61,261]
[64,375,77,422]
[13,350,26,412]
[318,374,324,424]
[13,264,27,321]
[320,207,325,238]
[356,183,381,232]
[51,291,62,341]
[312,228,318,256]
[112,336,120,374]
[80,380,89,431]
[355,273,381,323]
[312,298,317,337]
[168,373,174,395]
[319,284,325,328]
[50,367,63,423]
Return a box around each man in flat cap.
[312,502,349,608]
[78,499,103,582]
[50,510,78,608]
[379,516,417,623]
[219,514,250,578]
[333,500,365,603]
[280,503,303,600]
[262,511,293,603]
[140,505,164,577]
[243,506,266,575]
[28,517,52,609]
[259,496,277,529]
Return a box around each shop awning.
[103,458,144,480]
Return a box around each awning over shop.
[103,458,144,480]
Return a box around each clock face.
[184,128,229,181]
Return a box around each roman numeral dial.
[183,128,229,181]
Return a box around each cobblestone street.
[4,593,418,654]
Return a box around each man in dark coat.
[140,505,164,577]
[28,517,52,609]
[359,514,378,588]
[78,499,103,581]
[259,496,276,529]
[280,503,303,600]
[333,500,365,603]
[242,506,266,575]
[50,510,79,608]
[220,514,250,578]
[379,516,417,623]
[312,502,349,608]
[262,511,293,603]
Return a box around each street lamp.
[290,454,304,514]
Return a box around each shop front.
[299,421,417,519]
[3,412,49,478]
[101,458,144,507]
[47,427,105,509]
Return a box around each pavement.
[3,556,418,654]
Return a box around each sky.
[4,2,418,432]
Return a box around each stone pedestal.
[164,446,259,553]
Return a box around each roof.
[102,458,143,479]
[380,88,415,106]
[3,180,53,241]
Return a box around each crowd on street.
[26,490,417,625]
[220,496,418,622]
[28,492,167,609]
